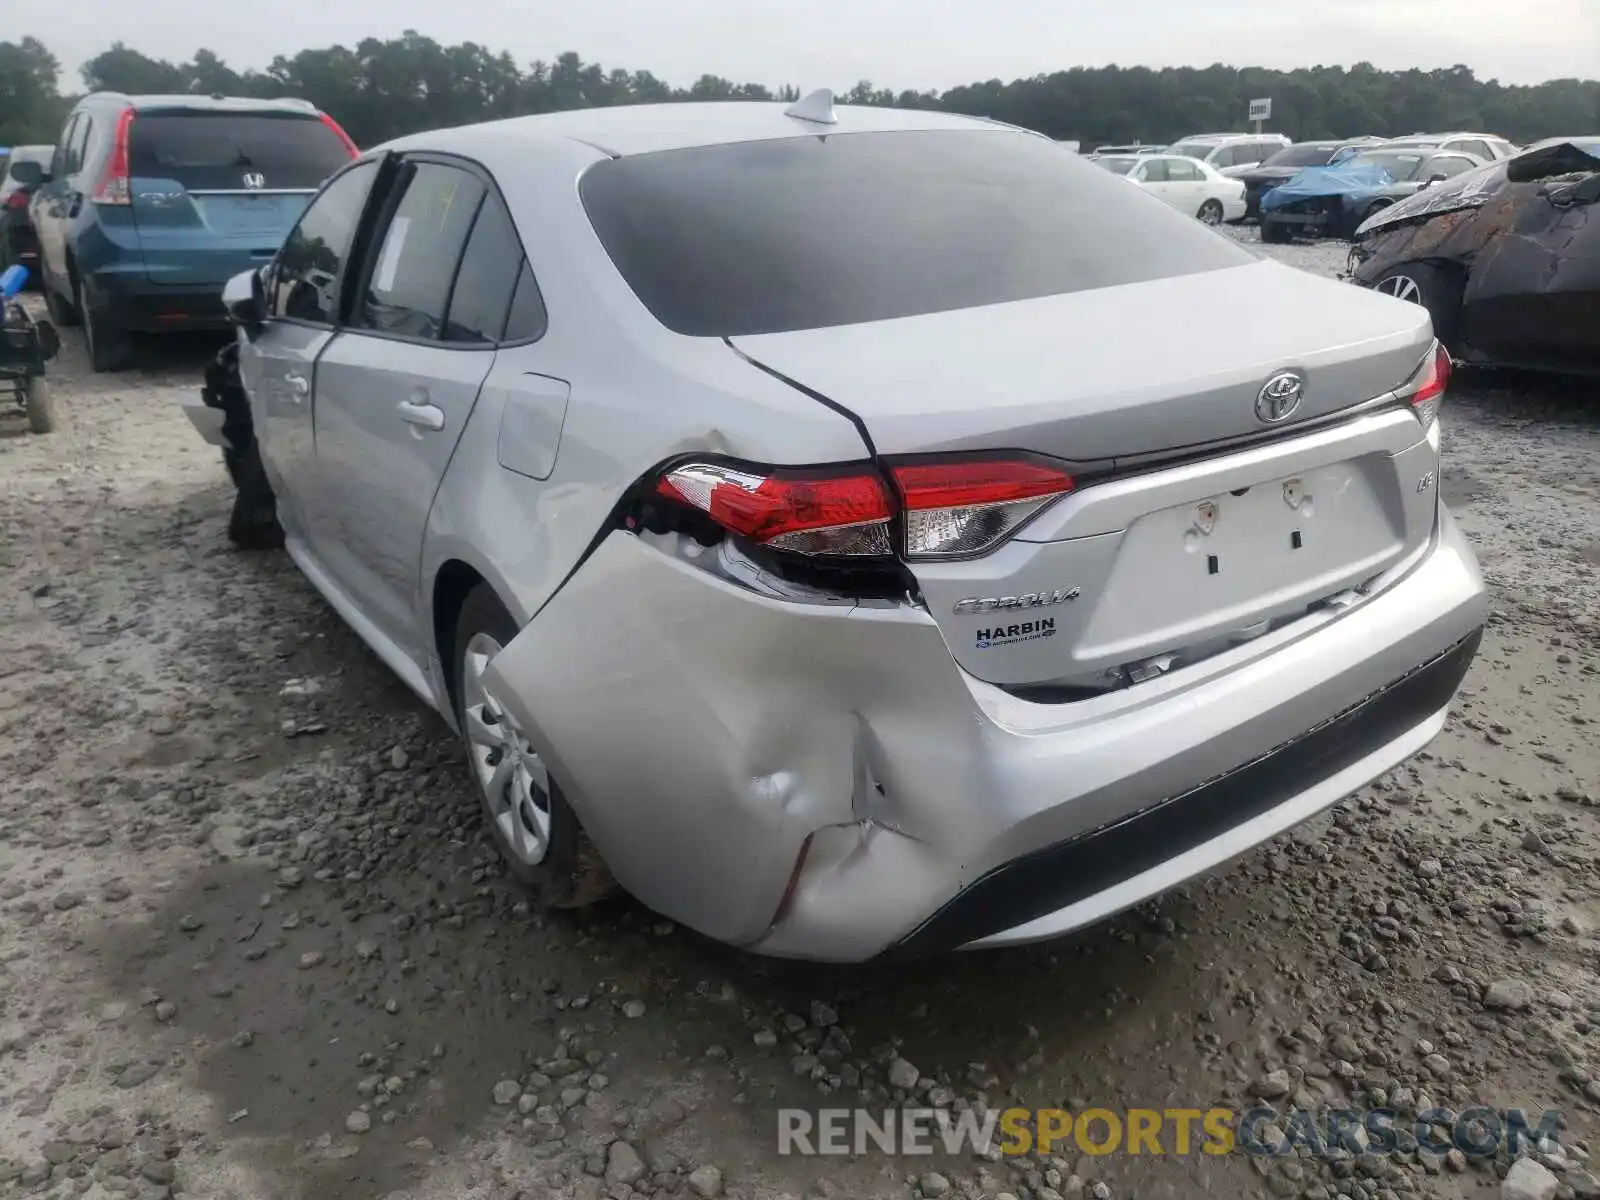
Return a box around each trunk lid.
[732,260,1441,692]
[729,258,1432,461]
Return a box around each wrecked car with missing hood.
[1348,139,1600,375]
[181,96,1486,963]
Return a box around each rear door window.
[357,161,483,341]
[272,160,379,324]
[580,129,1252,337]
[129,112,353,191]
[49,117,78,178]
[1168,159,1202,181]
[443,193,525,344]
[502,262,548,342]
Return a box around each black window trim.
[266,154,392,332]
[339,150,548,352]
[50,115,79,178]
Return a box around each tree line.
[2,32,1597,152]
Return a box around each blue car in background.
[29,93,358,371]
[1259,148,1487,243]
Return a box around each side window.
[502,261,548,342]
[65,117,93,175]
[444,193,525,344]
[1432,156,1475,179]
[1168,159,1201,181]
[1454,140,1492,161]
[272,160,379,323]
[51,116,79,178]
[1140,159,1170,183]
[358,162,484,341]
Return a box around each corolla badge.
[242,172,266,190]
[953,587,1080,616]
[1255,371,1304,424]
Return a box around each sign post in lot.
[1248,97,1272,135]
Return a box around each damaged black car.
[1348,139,1600,375]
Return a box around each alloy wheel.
[461,632,551,867]
[1376,274,1423,304]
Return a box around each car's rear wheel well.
[432,560,489,711]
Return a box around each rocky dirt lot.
[0,230,1597,1200]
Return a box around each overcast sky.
[30,0,1600,94]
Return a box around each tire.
[77,277,133,373]
[24,377,55,434]
[226,442,285,549]
[1371,262,1464,350]
[202,344,252,487]
[1197,199,1224,226]
[451,585,615,909]
[1260,219,1293,244]
[44,280,78,328]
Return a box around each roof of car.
[80,92,323,116]
[390,101,1012,159]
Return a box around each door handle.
[397,399,445,432]
[283,371,309,398]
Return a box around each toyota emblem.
[1255,371,1304,424]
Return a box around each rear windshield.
[129,113,351,191]
[1096,156,1137,174]
[580,129,1254,338]
[1262,144,1338,168]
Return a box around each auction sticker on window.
[976,619,1057,649]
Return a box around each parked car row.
[15,92,358,371]
[1254,131,1520,242]
[175,91,1488,962]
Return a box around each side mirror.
[8,160,45,188]
[1427,174,1448,185]
[222,268,267,334]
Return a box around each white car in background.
[1097,153,1247,225]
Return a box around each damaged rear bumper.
[482,508,1485,963]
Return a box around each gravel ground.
[1,230,1598,1200]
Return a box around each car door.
[1132,158,1180,209]
[31,114,83,293]
[1166,157,1207,211]
[244,158,383,537]
[307,155,502,658]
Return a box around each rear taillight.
[92,107,136,206]
[1406,341,1451,429]
[891,458,1074,559]
[652,454,1074,561]
[319,113,360,157]
[5,191,28,211]
[657,463,895,557]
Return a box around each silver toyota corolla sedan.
[182,92,1487,962]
